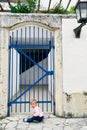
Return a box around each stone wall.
[0,13,63,117]
[0,27,9,118]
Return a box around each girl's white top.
[33,106,44,117]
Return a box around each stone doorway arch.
[0,14,63,117]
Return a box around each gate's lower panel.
[9,85,53,114]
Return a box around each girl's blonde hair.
[30,99,37,104]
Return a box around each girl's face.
[31,101,37,108]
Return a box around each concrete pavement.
[0,114,87,130]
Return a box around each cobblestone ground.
[0,114,87,130]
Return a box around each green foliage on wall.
[49,3,68,14]
[10,1,75,14]
[10,0,37,13]
[68,6,75,14]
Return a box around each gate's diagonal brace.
[8,73,48,106]
[17,47,47,73]
[8,70,53,106]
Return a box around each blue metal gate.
[8,25,54,115]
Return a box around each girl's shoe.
[23,118,27,122]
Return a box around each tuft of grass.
[68,6,75,14]
[50,3,68,14]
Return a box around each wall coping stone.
[0,13,76,28]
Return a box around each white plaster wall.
[62,18,87,93]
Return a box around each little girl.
[23,99,44,122]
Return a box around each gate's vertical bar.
[38,27,40,107]
[15,30,18,112]
[29,49,32,101]
[20,52,22,112]
[11,32,14,113]
[8,36,12,116]
[46,30,48,112]
[49,32,51,112]
[24,27,27,112]
[11,48,13,113]
[42,28,44,111]
[20,28,23,112]
[52,35,54,113]
[28,48,30,112]
[12,32,14,44]
[33,26,35,99]
[50,32,53,112]
[29,26,31,111]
